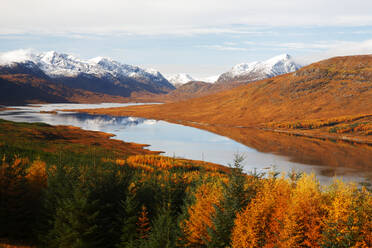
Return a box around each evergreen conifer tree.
[143,206,177,248]
[206,154,260,248]
[0,156,31,241]
[117,196,140,248]
[48,188,101,248]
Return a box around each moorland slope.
[75,55,372,142]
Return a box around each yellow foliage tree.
[282,173,325,248]
[321,180,372,247]
[26,158,47,190]
[231,177,291,248]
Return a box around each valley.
[71,55,372,145]
[2,1,372,247]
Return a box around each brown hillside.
[134,80,246,102]
[72,55,372,143]
[76,55,371,122]
[162,80,245,101]
[0,74,129,105]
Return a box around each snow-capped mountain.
[0,49,174,97]
[198,75,220,83]
[166,73,195,87]
[217,54,301,84]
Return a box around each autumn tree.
[137,205,151,240]
[26,158,47,190]
[180,181,223,247]
[320,181,372,248]
[282,173,325,247]
[231,176,291,248]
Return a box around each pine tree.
[143,206,177,248]
[207,154,259,248]
[117,196,140,248]
[47,188,101,248]
[0,156,33,242]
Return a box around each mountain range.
[0,50,303,105]
[0,50,175,101]
[166,54,301,87]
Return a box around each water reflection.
[0,103,371,184]
[191,124,372,183]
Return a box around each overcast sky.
[1,0,372,78]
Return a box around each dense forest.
[0,120,371,248]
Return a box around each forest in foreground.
[0,119,371,248]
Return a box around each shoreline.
[67,106,372,146]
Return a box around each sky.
[1,0,372,78]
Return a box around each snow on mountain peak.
[88,56,113,64]
[197,75,220,83]
[145,68,162,77]
[0,50,170,84]
[0,49,36,65]
[218,54,301,83]
[166,73,195,86]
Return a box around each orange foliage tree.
[137,205,151,240]
[180,181,223,247]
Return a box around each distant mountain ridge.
[0,50,175,97]
[93,54,372,129]
[217,54,302,84]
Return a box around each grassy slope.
[0,119,224,171]
[0,119,158,160]
[73,55,372,142]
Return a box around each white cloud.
[1,0,372,35]
[276,42,334,50]
[243,41,257,45]
[223,42,238,46]
[297,40,372,64]
[197,45,252,51]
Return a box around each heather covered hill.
[159,80,245,101]
[75,55,372,141]
[81,55,372,123]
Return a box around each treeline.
[266,114,372,135]
[1,153,371,248]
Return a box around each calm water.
[0,103,371,184]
